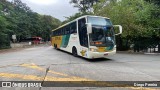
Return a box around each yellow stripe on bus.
[52,36,63,48]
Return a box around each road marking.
[20,63,68,76]
[0,72,91,81]
[0,73,43,80]
[20,63,92,81]
[19,63,160,90]
[0,63,159,90]
[0,73,158,90]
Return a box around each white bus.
[51,15,122,59]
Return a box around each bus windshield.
[88,17,115,47]
[89,26,115,47]
[88,16,112,26]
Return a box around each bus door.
[78,18,89,57]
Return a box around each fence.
[133,36,160,53]
[116,36,160,53]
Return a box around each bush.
[0,33,11,49]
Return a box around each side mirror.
[86,23,92,34]
[114,25,122,35]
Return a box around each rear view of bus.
[51,15,122,59]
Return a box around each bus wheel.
[54,44,57,49]
[72,47,77,57]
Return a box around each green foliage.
[94,0,158,36]
[0,0,61,49]
[62,12,93,24]
[0,33,10,49]
[93,0,160,50]
[145,0,160,5]
[38,15,61,41]
[70,0,99,13]
[0,16,7,32]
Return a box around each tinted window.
[78,18,88,47]
[88,17,112,26]
[70,22,77,33]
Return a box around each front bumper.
[88,50,116,59]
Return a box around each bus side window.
[64,27,67,35]
[56,30,58,36]
[53,31,55,36]
[59,29,60,35]
[63,27,65,35]
[62,28,64,35]
[57,30,59,35]
[55,31,56,36]
[59,29,61,35]
[60,29,62,35]
[70,22,77,34]
[52,31,54,36]
[73,22,77,33]
[70,23,73,34]
[69,24,72,34]
[67,26,70,34]
[78,18,88,47]
[61,28,63,35]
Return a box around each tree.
[0,0,61,49]
[70,0,99,13]
[93,0,160,51]
[145,0,160,5]
[38,15,61,41]
[12,0,31,12]
[62,12,92,24]
[0,1,10,48]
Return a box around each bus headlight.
[90,48,97,52]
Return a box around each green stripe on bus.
[61,35,70,48]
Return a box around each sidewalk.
[144,52,160,55]
[0,42,50,53]
[0,47,25,54]
[11,42,31,48]
[117,50,160,55]
[11,42,51,48]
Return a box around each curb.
[117,51,160,55]
[144,53,160,55]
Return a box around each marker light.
[90,48,97,52]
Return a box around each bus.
[20,37,43,44]
[51,15,122,59]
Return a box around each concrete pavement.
[0,45,160,90]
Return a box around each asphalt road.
[0,45,160,90]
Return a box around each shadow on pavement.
[85,58,112,62]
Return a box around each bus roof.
[52,15,110,31]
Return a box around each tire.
[54,44,57,49]
[72,47,77,57]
